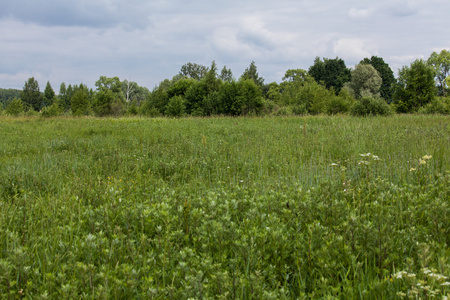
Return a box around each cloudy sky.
[1,0,449,90]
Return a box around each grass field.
[0,115,449,299]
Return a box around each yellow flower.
[422,155,432,160]
[419,159,426,165]
[410,168,416,172]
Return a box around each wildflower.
[410,168,416,172]
[422,155,432,160]
[331,163,338,166]
[441,282,450,286]
[419,159,426,165]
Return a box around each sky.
[1,0,449,90]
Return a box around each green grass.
[0,115,449,299]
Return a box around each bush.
[418,97,450,114]
[326,92,355,115]
[140,104,161,117]
[291,103,307,115]
[272,106,293,116]
[165,95,186,117]
[260,99,277,115]
[127,101,139,116]
[5,98,24,116]
[351,96,392,116]
[41,102,63,117]
[280,78,332,115]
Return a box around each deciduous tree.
[219,66,233,82]
[180,62,208,80]
[393,59,435,112]
[427,49,450,96]
[347,63,382,99]
[361,56,396,101]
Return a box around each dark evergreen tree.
[21,77,42,111]
[308,57,351,93]
[43,81,56,107]
[240,61,265,88]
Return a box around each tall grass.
[0,115,449,298]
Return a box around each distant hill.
[0,88,21,107]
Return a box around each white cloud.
[348,7,373,19]
[333,39,375,65]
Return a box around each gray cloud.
[1,0,450,89]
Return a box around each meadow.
[0,114,449,299]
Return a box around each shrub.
[41,102,63,117]
[127,101,139,116]
[272,106,293,116]
[418,97,450,114]
[291,103,307,115]
[165,95,186,117]
[5,97,24,116]
[351,96,392,116]
[140,104,161,117]
[260,98,277,115]
[326,90,355,115]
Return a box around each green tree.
[346,63,382,99]
[281,75,332,114]
[144,80,171,114]
[427,49,450,96]
[179,62,208,80]
[0,88,21,108]
[93,89,114,117]
[43,81,56,107]
[219,66,233,82]
[237,79,264,115]
[203,61,221,94]
[184,81,208,114]
[216,81,241,115]
[58,82,70,111]
[5,97,24,116]
[94,76,125,116]
[361,56,396,102]
[21,77,42,111]
[166,78,196,99]
[393,59,436,113]
[165,95,186,117]
[184,61,222,115]
[266,82,281,103]
[282,69,308,82]
[240,61,265,88]
[308,57,351,93]
[71,84,90,116]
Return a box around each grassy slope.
[0,115,449,299]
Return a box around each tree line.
[1,49,449,117]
